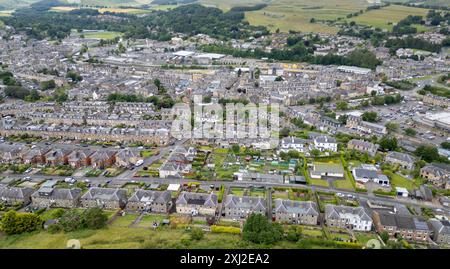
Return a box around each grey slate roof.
[81,187,127,202]
[315,135,336,143]
[224,195,267,211]
[0,186,34,200]
[128,190,171,204]
[325,204,371,221]
[176,192,218,207]
[386,151,416,163]
[32,187,82,200]
[428,219,450,235]
[377,212,429,231]
[348,139,378,150]
[274,199,319,216]
[353,168,379,179]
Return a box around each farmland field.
[51,6,153,14]
[348,5,430,31]
[243,0,370,34]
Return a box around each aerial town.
[0,0,449,250]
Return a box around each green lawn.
[384,170,417,191]
[333,178,354,190]
[355,232,379,245]
[137,214,168,228]
[301,228,323,238]
[110,214,138,227]
[230,187,246,196]
[310,179,329,187]
[140,150,158,158]
[77,31,123,40]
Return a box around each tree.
[66,71,83,83]
[338,115,348,125]
[4,86,30,100]
[82,208,108,229]
[310,149,321,157]
[380,231,390,243]
[362,111,378,122]
[59,209,84,232]
[441,142,450,150]
[385,122,399,132]
[40,79,56,90]
[415,145,439,163]
[0,210,43,235]
[336,101,349,111]
[242,213,283,245]
[280,127,290,138]
[379,136,398,151]
[404,128,416,137]
[26,89,42,102]
[231,144,240,154]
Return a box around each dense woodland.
[0,3,269,41]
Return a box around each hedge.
[211,225,241,234]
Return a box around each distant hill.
[0,0,150,9]
[383,0,450,8]
[0,0,40,10]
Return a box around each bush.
[0,210,43,235]
[211,225,241,234]
[190,228,205,240]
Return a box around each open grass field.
[348,4,430,31]
[71,30,123,40]
[110,213,139,227]
[0,10,13,17]
[243,0,369,34]
[0,225,311,249]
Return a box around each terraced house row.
[0,145,143,169]
[1,184,450,245]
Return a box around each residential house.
[346,115,387,135]
[310,163,344,179]
[372,212,431,242]
[313,135,337,152]
[352,164,390,187]
[31,187,82,208]
[274,199,319,225]
[420,164,450,187]
[22,147,51,164]
[223,195,267,219]
[116,148,142,168]
[385,151,416,170]
[44,148,72,166]
[176,192,218,216]
[68,149,94,169]
[159,162,191,178]
[347,139,379,156]
[126,190,172,213]
[280,137,309,153]
[325,204,372,231]
[90,150,116,169]
[81,187,127,210]
[0,186,34,205]
[428,218,450,245]
[1,148,23,164]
